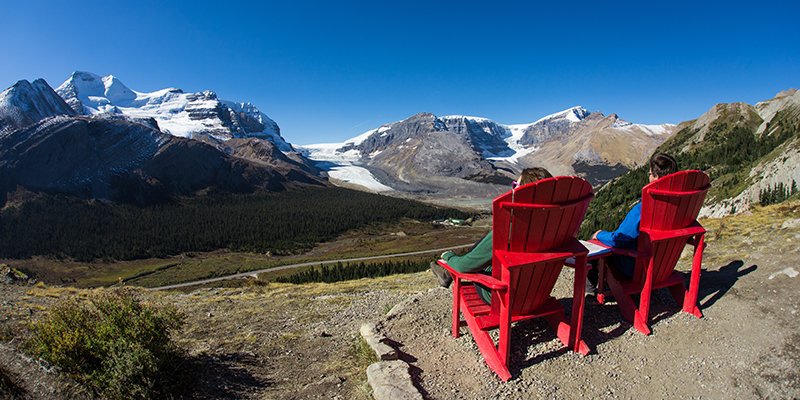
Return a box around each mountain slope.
[55,71,292,151]
[579,88,800,236]
[0,77,326,206]
[0,79,75,133]
[0,115,324,205]
[302,107,674,205]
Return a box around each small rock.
[366,361,423,400]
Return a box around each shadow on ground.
[0,365,27,400]
[695,260,756,309]
[502,259,757,379]
[180,352,272,399]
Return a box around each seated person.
[430,167,553,304]
[586,153,678,292]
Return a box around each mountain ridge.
[0,77,325,206]
[55,71,292,152]
[301,107,675,205]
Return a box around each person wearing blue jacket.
[586,153,677,293]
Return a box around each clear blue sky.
[2,0,798,144]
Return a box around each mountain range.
[2,71,796,216]
[300,106,675,204]
[0,74,323,205]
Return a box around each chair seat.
[459,285,565,331]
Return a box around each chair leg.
[633,258,655,336]
[682,234,704,318]
[451,280,461,338]
[497,287,512,368]
[460,300,512,381]
[597,258,606,304]
[569,255,589,354]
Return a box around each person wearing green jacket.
[431,167,553,304]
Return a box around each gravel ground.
[379,208,800,399]
[1,204,799,399]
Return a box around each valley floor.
[1,202,799,399]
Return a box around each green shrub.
[26,289,185,399]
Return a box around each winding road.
[149,243,474,291]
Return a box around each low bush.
[26,289,185,399]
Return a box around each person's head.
[513,167,552,189]
[648,153,678,182]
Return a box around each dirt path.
[149,243,473,291]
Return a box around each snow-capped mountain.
[0,78,324,205]
[0,79,75,133]
[55,71,292,152]
[300,107,675,202]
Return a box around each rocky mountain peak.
[518,106,592,146]
[52,72,293,151]
[0,79,75,133]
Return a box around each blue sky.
[2,0,798,144]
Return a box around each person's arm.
[594,202,641,249]
[440,232,493,273]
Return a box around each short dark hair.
[649,153,678,178]
[519,167,552,186]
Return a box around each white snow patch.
[297,143,391,192]
[531,106,589,125]
[633,123,673,135]
[440,115,492,123]
[327,165,392,192]
[485,123,537,162]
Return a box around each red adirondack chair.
[597,170,711,335]
[437,176,593,381]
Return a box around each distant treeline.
[0,188,468,261]
[275,259,431,284]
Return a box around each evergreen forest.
[0,187,468,261]
[275,259,431,284]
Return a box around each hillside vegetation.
[0,187,468,261]
[580,92,800,237]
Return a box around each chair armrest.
[436,260,508,290]
[643,222,706,242]
[494,249,578,269]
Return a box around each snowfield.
[298,143,392,192]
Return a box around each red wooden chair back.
[632,170,711,285]
[490,176,593,315]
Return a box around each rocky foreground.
[1,201,799,399]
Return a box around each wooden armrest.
[642,222,706,242]
[436,260,508,290]
[495,250,578,269]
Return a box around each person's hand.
[591,230,602,240]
